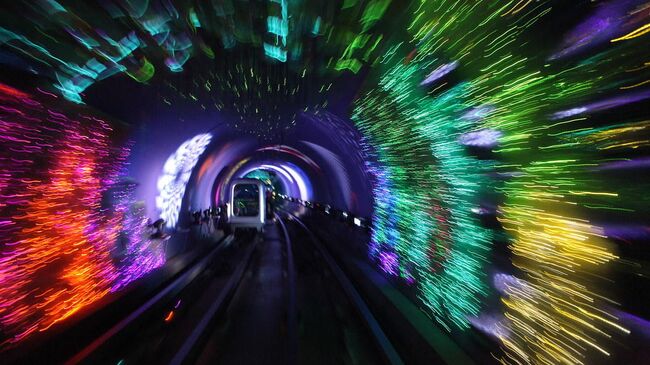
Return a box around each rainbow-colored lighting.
[354,0,649,363]
[0,85,165,347]
[1,1,650,363]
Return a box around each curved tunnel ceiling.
[170,110,375,230]
[1,1,650,364]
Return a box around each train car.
[226,178,266,231]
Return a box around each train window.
[233,184,260,217]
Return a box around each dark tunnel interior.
[1,1,650,364]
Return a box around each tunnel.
[1,1,650,364]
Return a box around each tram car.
[226,178,267,231]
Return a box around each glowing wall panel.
[155,133,212,228]
[0,85,165,347]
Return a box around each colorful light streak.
[1,1,650,363]
[355,74,493,331]
[0,86,166,347]
[420,61,459,86]
[354,0,649,363]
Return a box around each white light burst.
[156,133,212,227]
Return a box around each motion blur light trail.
[354,0,649,364]
[354,63,494,331]
[0,85,164,346]
[0,1,650,364]
[0,0,390,136]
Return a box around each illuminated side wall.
[0,85,165,347]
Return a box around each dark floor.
[197,223,288,364]
[196,217,383,365]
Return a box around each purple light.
[603,225,650,240]
[468,314,510,339]
[595,157,650,170]
[549,0,639,60]
[458,129,502,147]
[551,107,588,119]
[301,141,352,209]
[462,105,495,121]
[379,251,399,276]
[551,89,650,120]
[420,61,458,86]
[256,145,320,171]
[493,273,533,296]
[612,310,650,337]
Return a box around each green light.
[189,8,201,28]
[264,43,287,62]
[312,17,322,36]
[267,17,288,38]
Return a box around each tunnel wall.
[0,85,169,346]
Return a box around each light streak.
[353,0,646,363]
[611,23,650,42]
[459,129,503,147]
[0,86,164,347]
[420,61,459,86]
[1,1,649,363]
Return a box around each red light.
[0,83,29,99]
[164,310,175,322]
